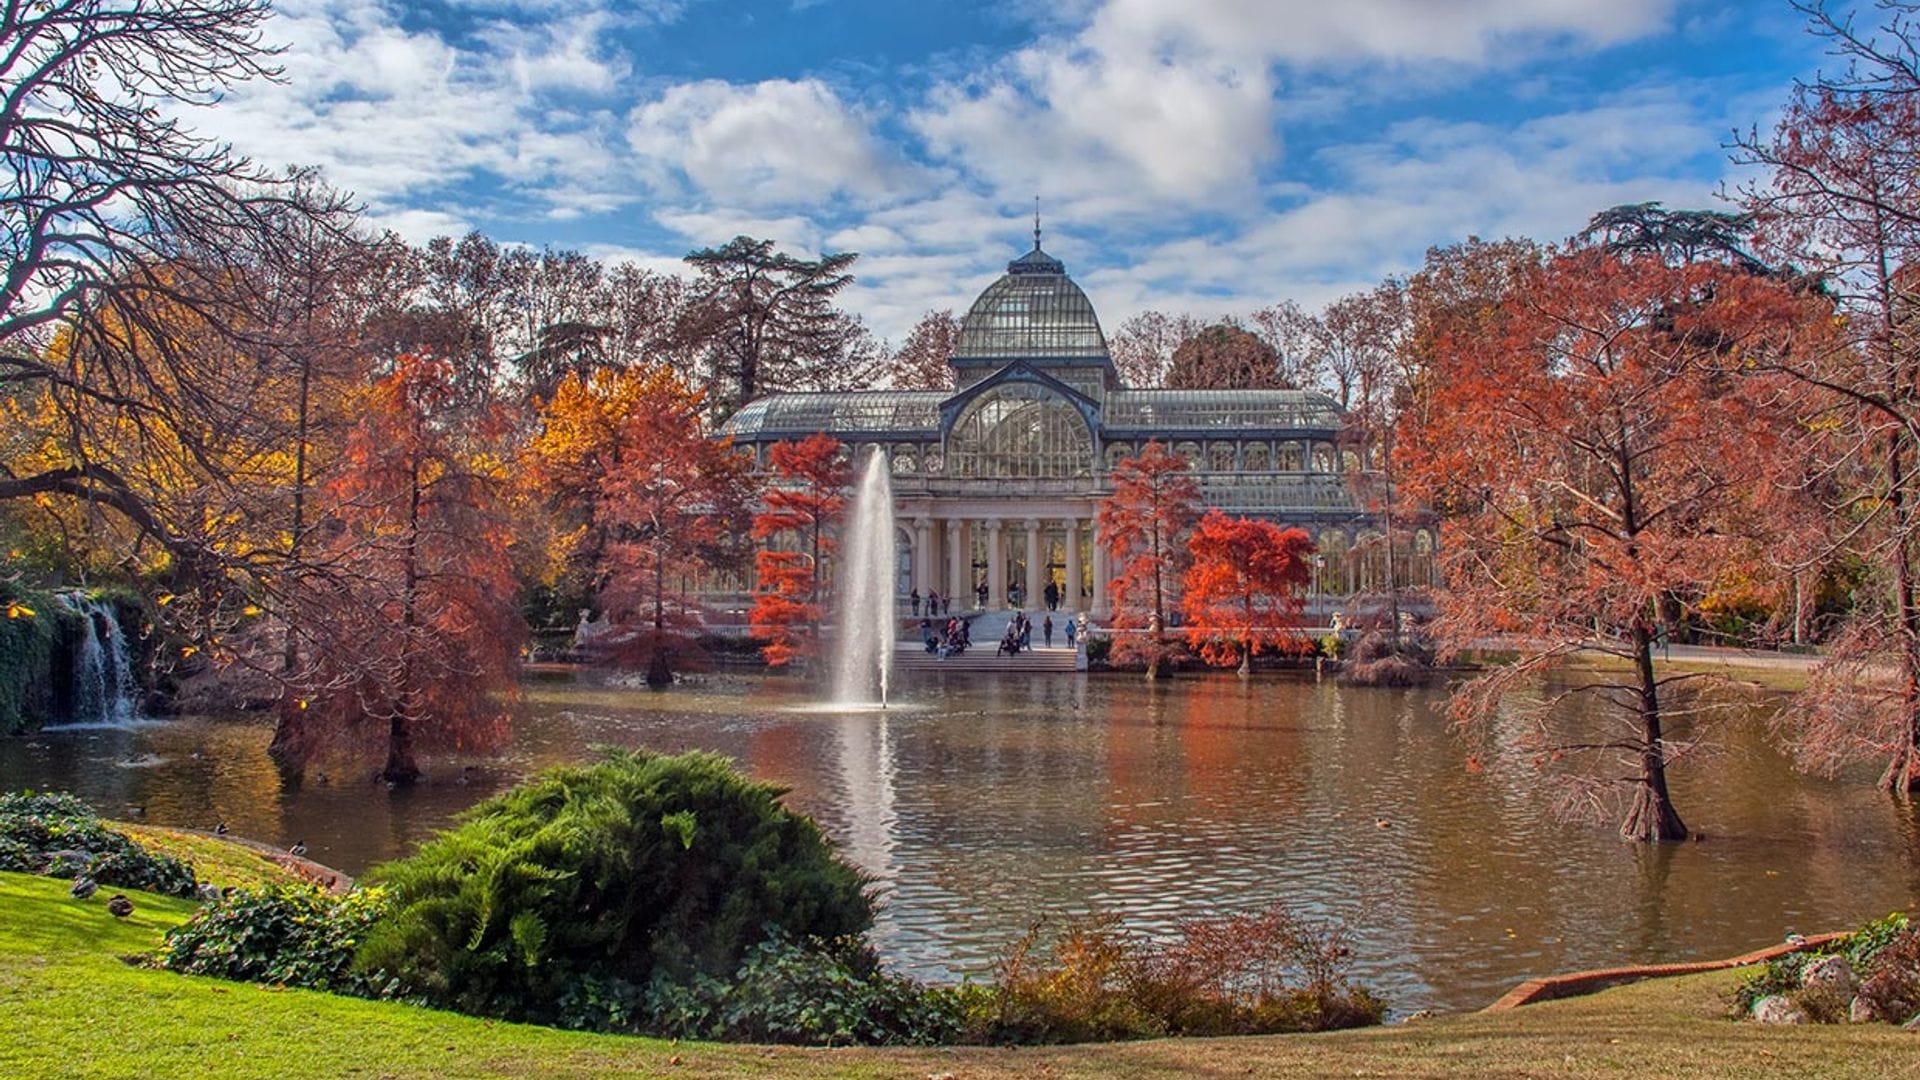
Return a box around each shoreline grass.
[4,870,1917,1079]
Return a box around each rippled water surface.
[5,668,1917,1013]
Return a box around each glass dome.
[953,245,1109,361]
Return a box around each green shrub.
[0,790,196,896]
[355,749,873,1025]
[1731,912,1917,1023]
[636,934,968,1046]
[1084,636,1112,662]
[972,905,1384,1044]
[0,587,73,734]
[159,885,398,997]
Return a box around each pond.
[3,668,1916,1015]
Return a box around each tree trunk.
[1882,427,1920,797]
[1620,622,1688,842]
[382,712,420,784]
[268,352,317,770]
[647,544,673,689]
[385,433,425,787]
[1883,535,1920,796]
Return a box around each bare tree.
[883,309,959,390]
[1108,310,1204,389]
[0,0,355,576]
[1732,0,1920,795]
[1247,301,1323,389]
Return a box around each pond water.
[4,668,1917,1015]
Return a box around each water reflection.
[3,669,1917,1014]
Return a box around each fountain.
[828,447,897,708]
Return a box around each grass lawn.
[111,823,307,891]
[3,870,1917,1080]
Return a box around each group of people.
[908,589,953,617]
[996,611,1074,655]
[922,615,971,658]
[911,579,1077,615]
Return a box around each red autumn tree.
[296,353,523,783]
[1098,441,1201,679]
[750,434,849,667]
[1180,511,1313,673]
[1733,1,1920,796]
[593,367,755,688]
[1399,245,1809,842]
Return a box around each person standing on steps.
[1065,617,1077,648]
[911,588,921,616]
[1043,614,1054,647]
[1044,580,1059,612]
[977,580,989,609]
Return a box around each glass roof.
[1104,389,1344,432]
[722,392,944,439]
[954,246,1109,361]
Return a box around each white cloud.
[1088,0,1676,66]
[627,78,906,207]
[190,0,634,229]
[909,0,1679,218]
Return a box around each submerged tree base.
[1620,784,1689,843]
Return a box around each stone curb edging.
[1482,932,1849,1012]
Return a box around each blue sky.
[203,0,1832,340]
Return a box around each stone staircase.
[895,608,1084,673]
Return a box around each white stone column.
[987,519,1006,610]
[1023,518,1043,612]
[946,519,965,604]
[1090,518,1109,618]
[1063,518,1082,613]
[913,516,933,599]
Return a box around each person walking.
[910,588,921,616]
[1044,580,1059,612]
[1043,614,1054,647]
[977,581,988,609]
[1019,615,1032,651]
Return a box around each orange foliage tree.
[294,354,523,783]
[1180,511,1313,674]
[589,368,754,688]
[1399,246,1811,841]
[749,434,849,667]
[1098,442,1200,679]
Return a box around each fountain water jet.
[829,448,896,708]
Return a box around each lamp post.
[1310,553,1325,624]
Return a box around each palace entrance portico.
[902,502,1106,616]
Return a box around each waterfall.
[56,593,140,725]
[828,448,897,708]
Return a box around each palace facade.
[720,236,1433,615]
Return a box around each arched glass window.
[923,449,945,475]
[892,448,917,475]
[1312,443,1337,473]
[1242,442,1271,471]
[946,384,1094,478]
[1318,530,1349,595]
[1173,441,1201,465]
[1276,441,1304,470]
[1208,442,1237,473]
[1104,442,1133,471]
[1342,449,1363,474]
